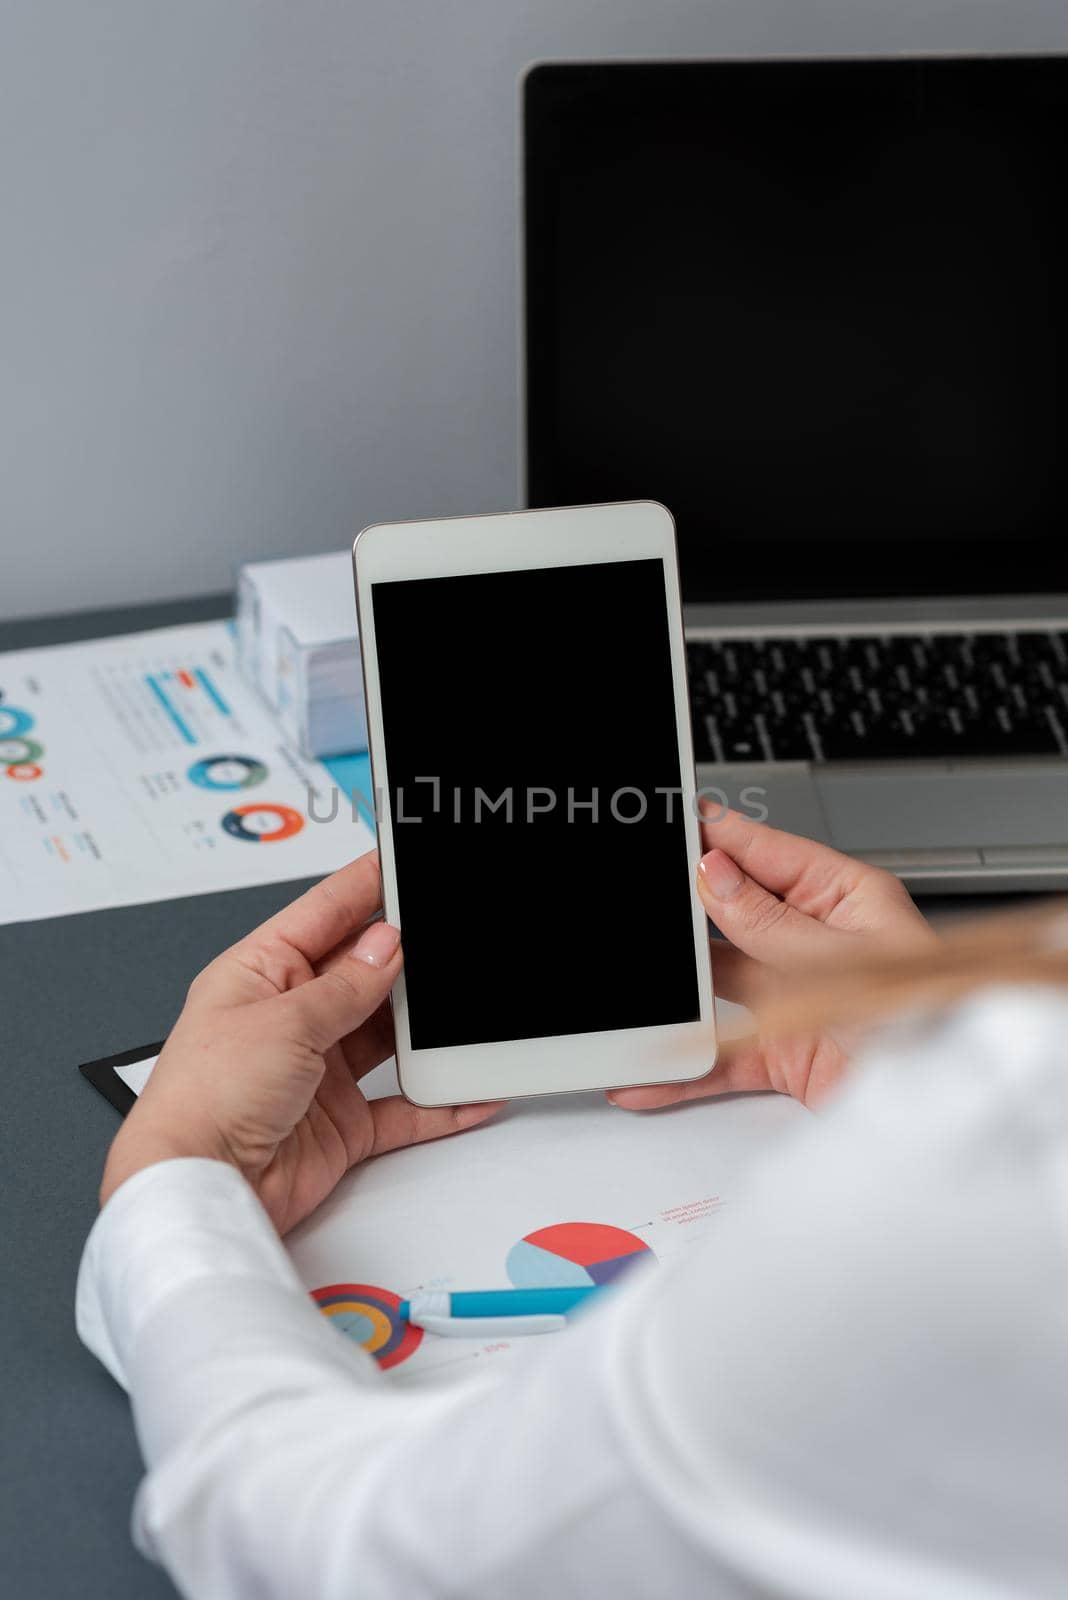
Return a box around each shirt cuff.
[76,1158,301,1389]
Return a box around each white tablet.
[353,501,716,1105]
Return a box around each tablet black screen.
[371,559,701,1050]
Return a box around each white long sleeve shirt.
[77,988,1068,1600]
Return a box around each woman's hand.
[609,808,934,1111]
[100,850,501,1232]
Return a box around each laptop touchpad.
[816,766,1068,852]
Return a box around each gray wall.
[4,1,1067,620]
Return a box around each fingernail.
[698,848,744,899]
[352,921,400,967]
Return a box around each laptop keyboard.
[687,631,1068,764]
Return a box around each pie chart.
[0,706,34,739]
[311,1282,422,1370]
[0,736,43,766]
[188,754,268,791]
[506,1222,653,1290]
[221,802,303,842]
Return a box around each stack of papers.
[237,552,366,758]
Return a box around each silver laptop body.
[523,56,1068,892]
[685,594,1068,893]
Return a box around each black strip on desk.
[78,1041,165,1118]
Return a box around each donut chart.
[312,1282,423,1370]
[0,736,43,766]
[188,754,268,791]
[0,706,34,739]
[221,802,303,842]
[506,1222,653,1289]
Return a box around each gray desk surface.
[1,595,329,1599]
[0,594,1036,1599]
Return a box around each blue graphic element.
[146,675,196,744]
[0,706,34,739]
[504,1240,594,1290]
[331,1309,376,1343]
[323,752,376,829]
[195,668,231,716]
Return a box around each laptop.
[523,55,1068,893]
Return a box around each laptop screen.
[524,57,1068,604]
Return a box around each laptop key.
[765,721,818,761]
[704,717,767,762]
[691,711,715,762]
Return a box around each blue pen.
[398,1286,604,1337]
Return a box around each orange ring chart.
[311,1283,422,1370]
[221,803,304,842]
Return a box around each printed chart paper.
[288,1066,803,1388]
[0,622,372,924]
[111,1049,803,1389]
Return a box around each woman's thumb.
[697,848,838,968]
[277,922,402,1050]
